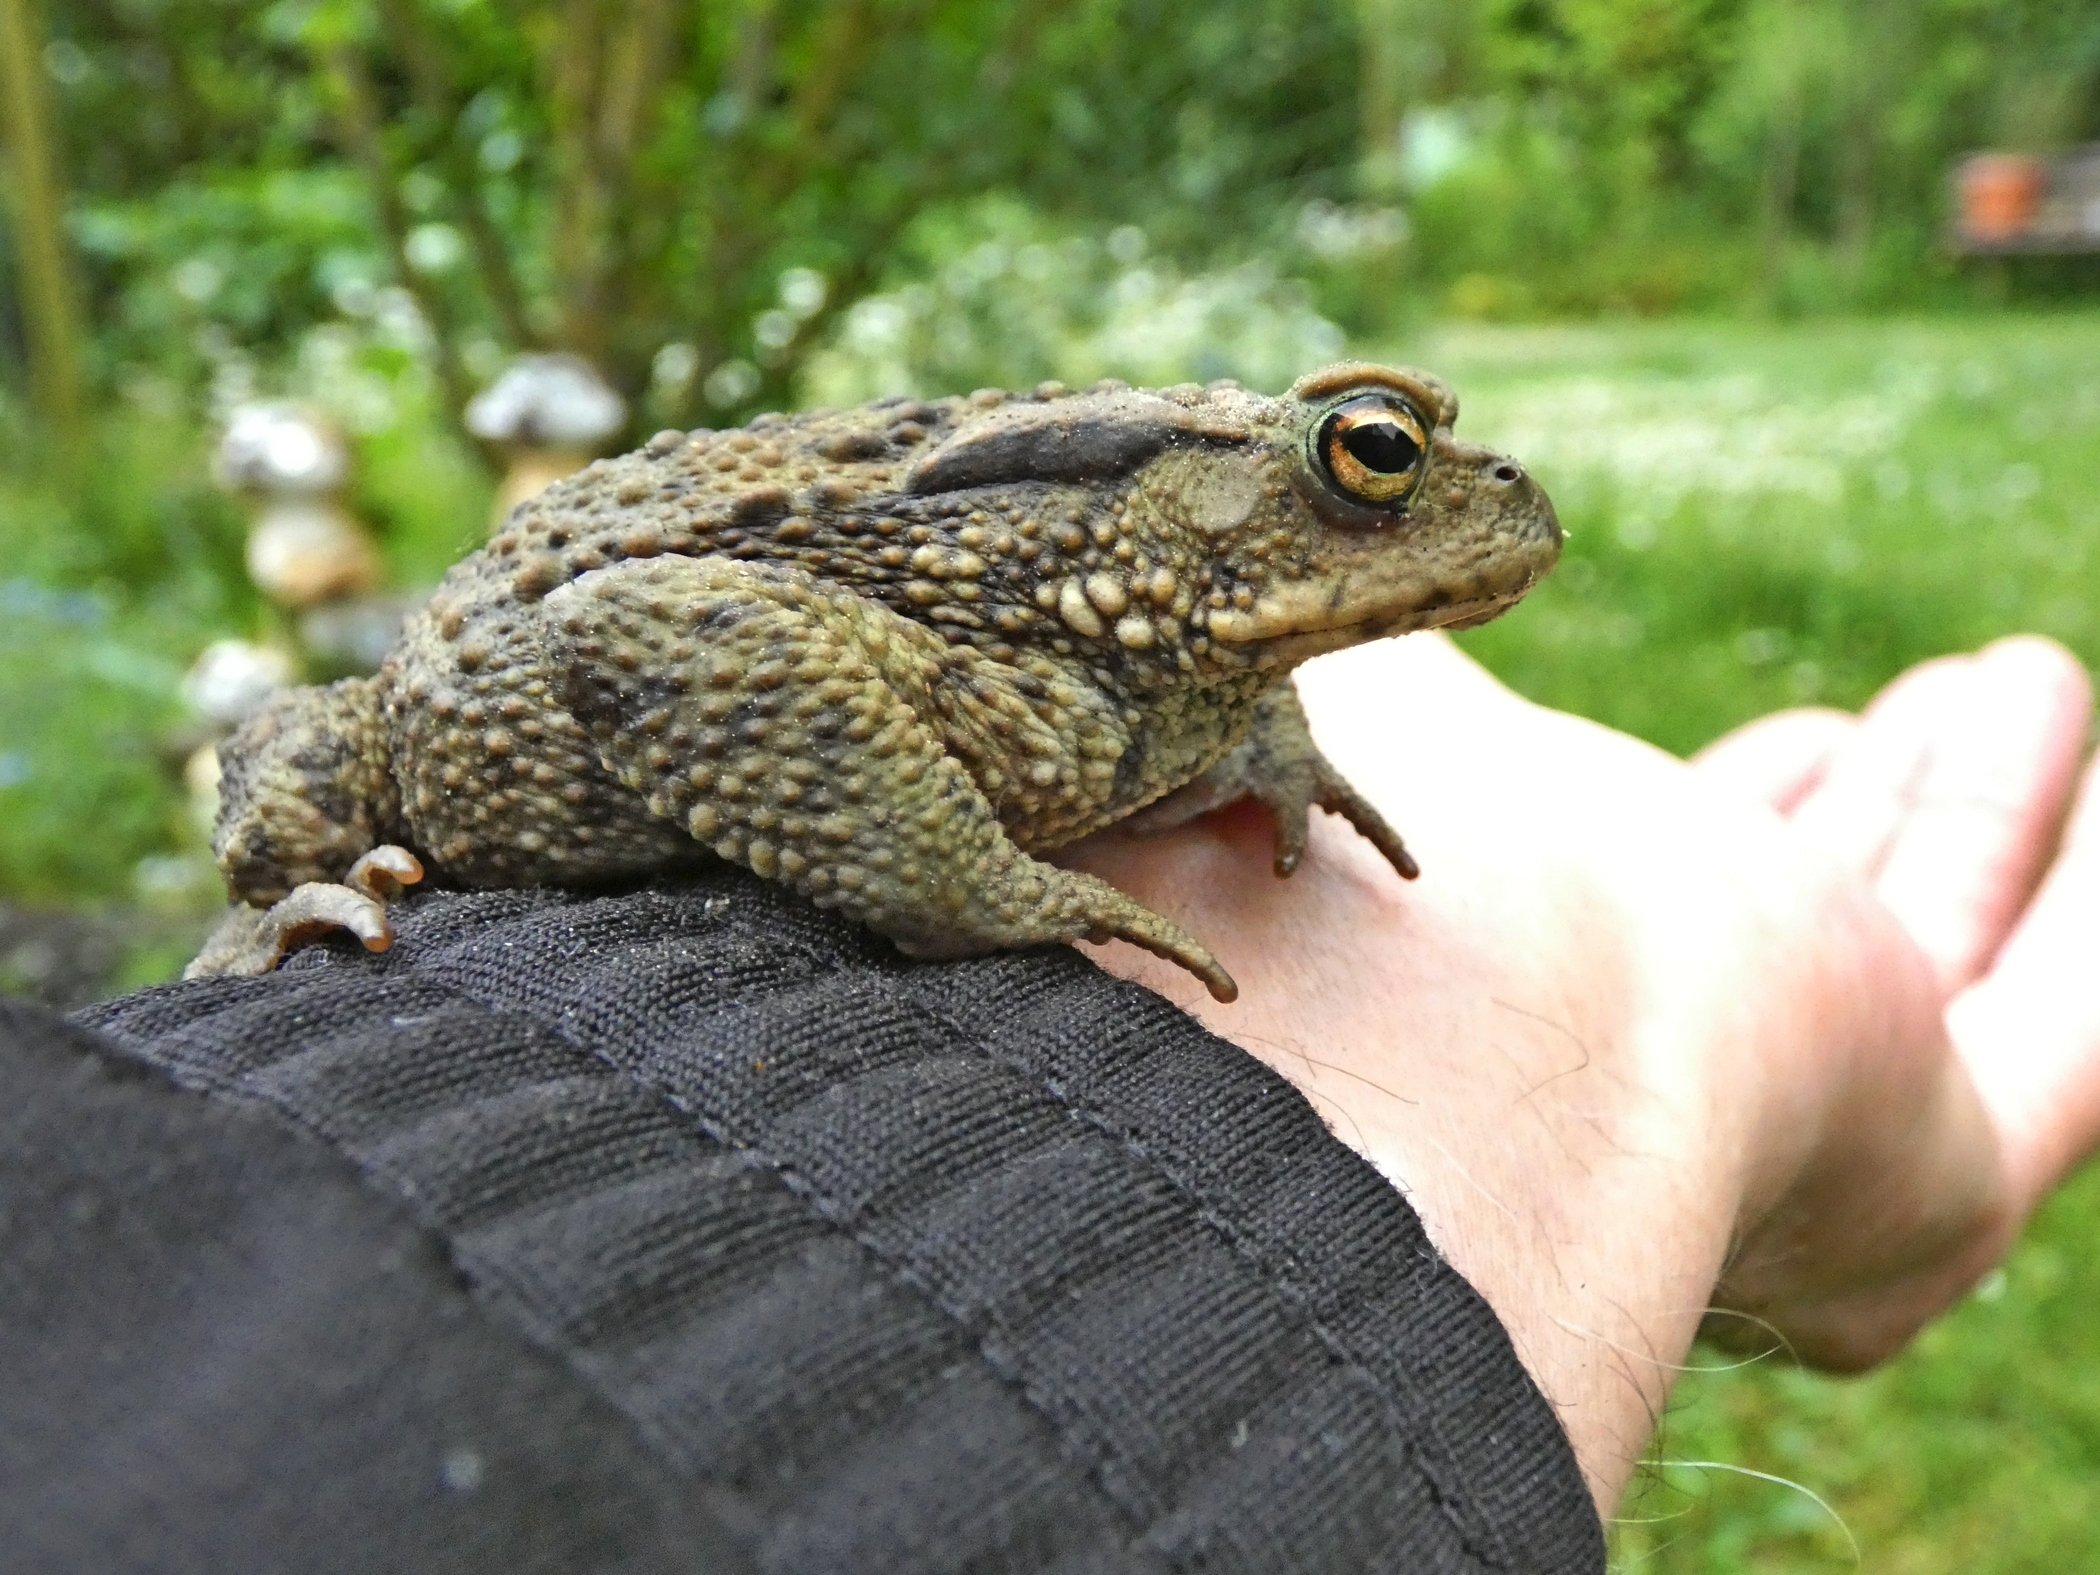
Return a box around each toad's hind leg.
[548,557,1238,1001]
[191,673,425,978]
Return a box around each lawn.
[4,311,2099,1566]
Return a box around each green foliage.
[1376,0,2100,318]
[801,199,1348,404]
[74,166,378,389]
[0,399,239,904]
[26,0,1361,433]
[0,574,202,903]
[12,0,2097,436]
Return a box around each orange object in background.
[1957,153,2047,244]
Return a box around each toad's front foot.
[186,845,425,978]
[1124,680,1419,882]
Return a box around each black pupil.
[1341,417,1420,475]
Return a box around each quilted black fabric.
[9,869,1602,1573]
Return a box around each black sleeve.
[6,871,1604,1574]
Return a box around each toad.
[194,363,1561,1001]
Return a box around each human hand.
[1067,633,2099,1512]
[1690,637,2100,1347]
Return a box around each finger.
[1872,637,2092,994]
[1690,707,1857,814]
[1787,651,1977,880]
[1951,746,2100,1212]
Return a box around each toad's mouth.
[1420,592,1532,632]
[1205,575,1543,658]
[1205,583,1541,670]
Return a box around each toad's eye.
[1316,396,1428,507]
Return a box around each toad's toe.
[185,874,410,979]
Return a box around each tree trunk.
[1355,0,1410,186]
[0,0,86,450]
[313,38,482,459]
[1835,0,1898,296]
[375,0,541,350]
[1759,24,1805,311]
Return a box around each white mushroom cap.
[214,403,350,496]
[182,638,298,727]
[465,353,627,448]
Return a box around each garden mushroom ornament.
[465,353,628,531]
[214,403,381,608]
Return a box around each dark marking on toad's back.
[195,362,1561,1000]
[906,405,1233,494]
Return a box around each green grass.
[5,312,2099,1567]
[1431,315,2100,744]
[1414,313,2100,1572]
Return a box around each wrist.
[1090,813,1767,1513]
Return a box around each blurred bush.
[10,0,2097,446]
[15,0,1362,437]
[802,200,1348,404]
[1381,0,2100,317]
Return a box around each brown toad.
[193,363,1560,1000]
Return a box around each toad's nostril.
[1491,461,1523,485]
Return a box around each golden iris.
[1317,396,1429,507]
